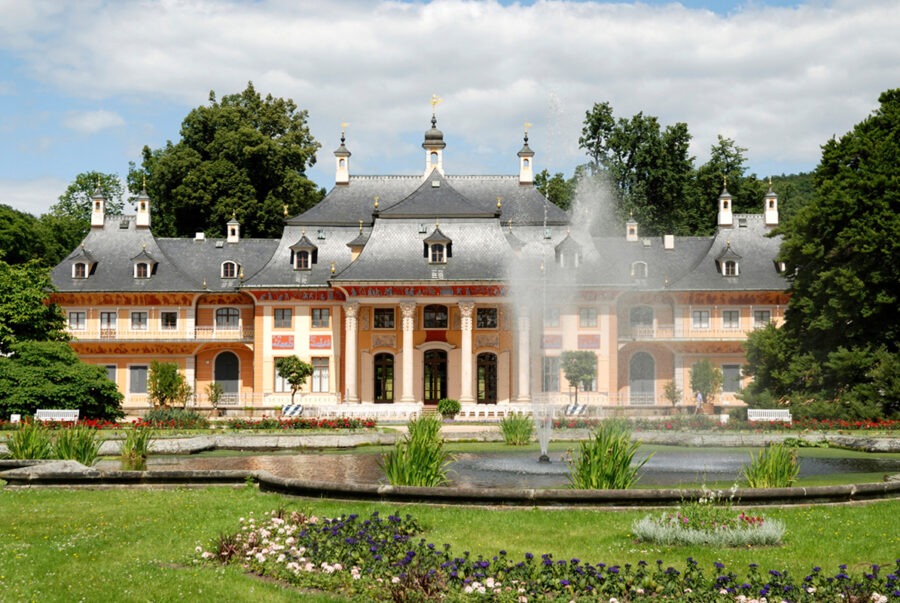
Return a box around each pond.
[95,445,900,489]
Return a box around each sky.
[1,0,898,217]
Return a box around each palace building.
[50,112,788,416]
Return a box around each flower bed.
[224,416,377,431]
[0,418,122,431]
[197,509,900,602]
[552,416,900,433]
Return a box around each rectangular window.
[579,307,597,328]
[723,364,742,393]
[105,365,117,384]
[311,357,329,393]
[373,308,395,329]
[68,311,86,330]
[274,363,290,393]
[722,310,740,329]
[274,308,292,329]
[161,311,178,330]
[753,310,772,327]
[131,311,148,330]
[542,356,560,392]
[543,306,560,327]
[423,305,448,329]
[129,365,148,394]
[476,308,498,329]
[99,311,117,330]
[692,310,710,329]
[311,308,330,328]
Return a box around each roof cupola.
[764,178,779,227]
[334,124,351,185]
[422,95,446,176]
[90,182,105,228]
[518,124,535,185]
[717,177,733,228]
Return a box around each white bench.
[747,409,792,422]
[35,409,80,422]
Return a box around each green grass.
[1,486,898,602]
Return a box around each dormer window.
[555,234,581,268]
[222,261,238,279]
[631,261,648,279]
[723,260,739,276]
[715,242,741,277]
[131,248,157,279]
[290,233,318,271]
[135,262,150,278]
[73,262,87,279]
[423,226,452,265]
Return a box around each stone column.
[458,301,475,403]
[344,302,359,403]
[399,301,417,402]
[184,356,196,406]
[517,312,531,402]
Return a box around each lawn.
[1,485,897,602]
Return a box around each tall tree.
[0,204,45,264]
[578,102,695,235]
[129,82,324,238]
[560,350,597,405]
[276,356,314,404]
[534,169,576,211]
[744,88,900,418]
[0,260,68,354]
[50,171,126,225]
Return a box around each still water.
[96,447,900,489]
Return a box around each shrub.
[499,413,534,445]
[436,398,460,419]
[137,408,209,430]
[567,420,650,489]
[743,442,800,488]
[6,421,54,459]
[53,425,103,466]
[381,414,453,487]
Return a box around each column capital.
[345,301,360,319]
[399,300,417,317]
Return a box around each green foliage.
[0,260,68,354]
[662,381,681,407]
[534,169,577,210]
[380,414,453,487]
[140,408,209,430]
[560,350,597,404]
[120,427,154,470]
[499,413,534,446]
[5,421,54,459]
[566,420,650,489]
[0,341,124,420]
[436,398,460,419]
[275,355,314,404]
[690,358,723,404]
[53,425,103,466]
[206,382,225,408]
[47,171,126,250]
[742,443,800,488]
[147,361,192,408]
[129,82,324,238]
[745,89,900,419]
[0,205,48,264]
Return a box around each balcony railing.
[68,326,254,342]
[620,324,765,341]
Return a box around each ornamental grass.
[742,442,800,488]
[567,420,650,489]
[120,426,154,470]
[380,414,453,487]
[52,425,103,466]
[499,413,534,446]
[5,420,54,459]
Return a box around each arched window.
[631,261,648,279]
[216,307,240,329]
[430,151,439,165]
[523,158,530,168]
[222,261,238,279]
[423,304,448,329]
[429,243,445,264]
[629,352,655,406]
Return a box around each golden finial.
[768,175,773,187]
[202,278,207,289]
[430,94,442,112]
[524,122,532,133]
[283,204,289,217]
[142,174,146,190]
[341,121,349,130]
[239,267,245,280]
[373,195,379,210]
[496,196,502,210]
[723,174,728,189]
[358,219,363,234]
[330,262,336,275]
[507,218,513,232]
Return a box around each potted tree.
[437,398,461,421]
[206,381,224,417]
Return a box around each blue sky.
[1,0,898,217]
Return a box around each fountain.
[531,396,554,463]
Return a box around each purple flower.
[715,562,725,569]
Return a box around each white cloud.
[0,177,67,217]
[62,110,125,134]
[3,0,900,182]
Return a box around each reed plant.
[120,426,154,470]
[742,442,800,488]
[380,414,453,487]
[5,421,54,459]
[499,413,534,445]
[567,420,650,489]
[53,425,102,466]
